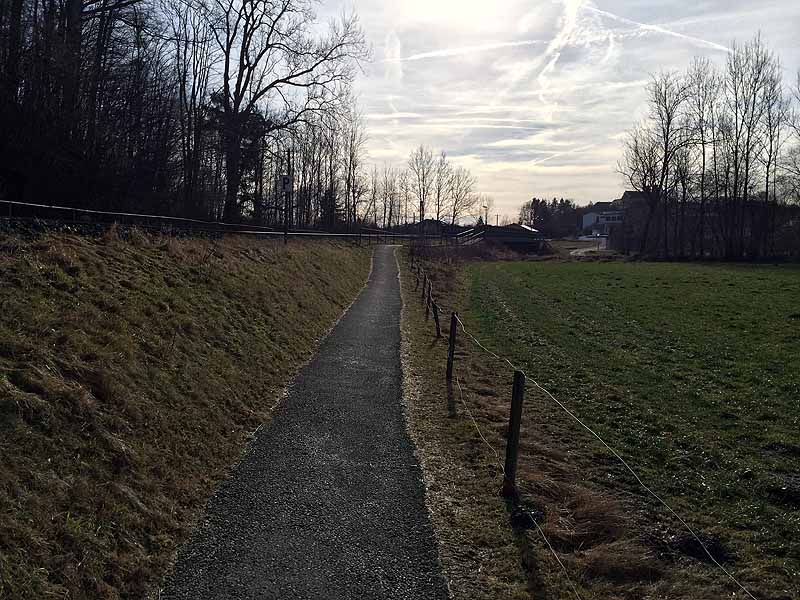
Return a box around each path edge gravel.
[395,247,454,600]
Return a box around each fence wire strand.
[453,372,583,600]
[531,519,584,600]
[525,375,757,600]
[454,373,503,470]
[416,263,758,600]
[455,314,519,372]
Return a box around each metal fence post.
[446,312,457,380]
[502,370,526,499]
[432,302,441,338]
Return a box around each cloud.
[386,39,547,63]
[537,0,586,101]
[383,30,403,82]
[528,143,598,166]
[584,5,730,53]
[366,112,424,121]
[337,0,798,217]
[601,31,616,65]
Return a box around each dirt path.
[160,246,448,600]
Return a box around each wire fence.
[453,373,584,600]
[0,199,479,246]
[408,249,758,600]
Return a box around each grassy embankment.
[401,251,799,600]
[0,231,369,598]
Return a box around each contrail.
[536,0,585,104]
[529,144,597,166]
[385,39,545,63]
[584,5,729,52]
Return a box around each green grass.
[462,261,800,598]
[0,232,369,599]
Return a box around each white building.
[582,201,624,236]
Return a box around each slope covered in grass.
[0,232,370,598]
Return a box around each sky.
[322,0,800,218]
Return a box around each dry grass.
[398,249,758,600]
[0,232,370,599]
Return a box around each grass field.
[0,232,369,598]
[403,253,799,599]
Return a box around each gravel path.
[161,245,448,600]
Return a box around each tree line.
[0,0,376,229]
[620,34,800,258]
[361,145,487,230]
[518,197,579,238]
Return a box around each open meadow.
[403,254,800,599]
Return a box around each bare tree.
[206,1,366,220]
[448,166,477,225]
[785,71,800,190]
[408,145,435,222]
[341,103,368,228]
[648,70,692,256]
[398,169,412,225]
[365,164,379,226]
[620,123,662,252]
[432,151,450,222]
[619,35,799,258]
[723,35,778,254]
[686,57,719,256]
[62,0,148,137]
[0,0,370,229]
[166,0,215,216]
[672,135,695,257]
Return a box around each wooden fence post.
[446,312,457,380]
[432,302,441,337]
[421,274,428,302]
[502,370,526,499]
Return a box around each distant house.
[582,200,624,236]
[480,223,544,251]
[418,218,446,236]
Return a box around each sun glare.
[399,0,506,30]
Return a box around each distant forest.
[0,2,498,232]
[0,0,374,229]
[620,35,800,258]
[517,197,579,238]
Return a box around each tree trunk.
[699,155,706,259]
[663,195,669,258]
[3,0,25,104]
[639,196,657,255]
[63,0,83,137]
[223,115,242,221]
